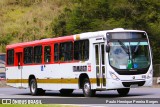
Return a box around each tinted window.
[44,46,51,63]
[24,47,33,64]
[54,44,59,62]
[60,42,73,61]
[74,40,89,61]
[7,49,14,65]
[34,46,42,63]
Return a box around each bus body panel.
[6,29,153,94]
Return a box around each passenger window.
[24,47,33,64]
[74,40,89,61]
[54,44,59,62]
[44,46,51,63]
[34,46,42,63]
[60,42,73,61]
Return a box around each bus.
[6,28,153,97]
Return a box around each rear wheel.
[117,88,130,96]
[82,78,95,97]
[29,78,45,96]
[59,89,74,96]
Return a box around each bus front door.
[94,43,106,89]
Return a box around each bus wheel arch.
[79,73,95,97]
[79,73,89,89]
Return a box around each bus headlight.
[147,70,153,79]
[109,71,120,81]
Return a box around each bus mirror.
[106,45,110,52]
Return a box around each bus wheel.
[117,88,130,96]
[82,78,95,97]
[59,89,74,96]
[29,79,45,96]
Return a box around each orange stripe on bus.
[7,78,97,84]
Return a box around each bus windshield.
[109,41,150,69]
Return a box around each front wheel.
[117,88,130,96]
[82,78,95,97]
[29,79,45,96]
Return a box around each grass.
[0,104,78,107]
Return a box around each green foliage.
[52,0,160,64]
[0,34,13,52]
[0,0,72,52]
[52,0,110,35]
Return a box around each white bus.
[6,28,153,97]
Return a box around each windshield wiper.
[117,40,134,69]
[118,40,129,54]
[134,41,140,53]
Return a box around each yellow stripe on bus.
[7,79,28,83]
[6,78,97,84]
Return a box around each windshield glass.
[109,41,150,69]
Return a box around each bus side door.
[15,47,23,88]
[94,43,106,89]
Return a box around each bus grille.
[122,81,145,87]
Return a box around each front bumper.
[106,78,152,90]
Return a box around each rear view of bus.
[105,28,153,95]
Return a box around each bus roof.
[7,35,73,49]
[6,28,146,49]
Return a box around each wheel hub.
[31,82,36,93]
[84,82,90,94]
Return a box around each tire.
[29,78,45,96]
[59,89,74,96]
[117,88,130,96]
[82,78,95,97]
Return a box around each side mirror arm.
[106,45,110,52]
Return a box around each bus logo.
[133,76,135,79]
[88,65,91,72]
[73,66,87,72]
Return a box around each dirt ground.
[0,80,6,87]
